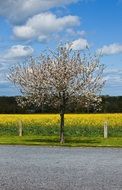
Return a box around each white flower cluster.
[8,44,105,112]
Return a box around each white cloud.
[104,68,122,75]
[105,75,122,86]
[97,43,122,55]
[0,0,78,23]
[104,68,122,89]
[13,12,80,41]
[0,45,34,90]
[71,38,89,50]
[66,29,86,36]
[2,45,34,59]
[38,35,49,43]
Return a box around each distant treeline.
[0,96,122,113]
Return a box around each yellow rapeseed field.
[0,113,121,127]
[0,114,121,136]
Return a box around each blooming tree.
[8,44,105,143]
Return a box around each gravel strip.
[0,146,122,190]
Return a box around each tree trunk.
[59,91,66,144]
[60,112,64,144]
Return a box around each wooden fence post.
[104,121,108,138]
[18,120,23,137]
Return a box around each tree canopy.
[8,44,105,143]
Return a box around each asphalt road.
[0,146,122,190]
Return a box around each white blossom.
[8,43,105,143]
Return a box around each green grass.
[0,135,122,147]
[0,125,122,137]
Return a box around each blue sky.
[0,0,122,96]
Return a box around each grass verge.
[0,136,122,147]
